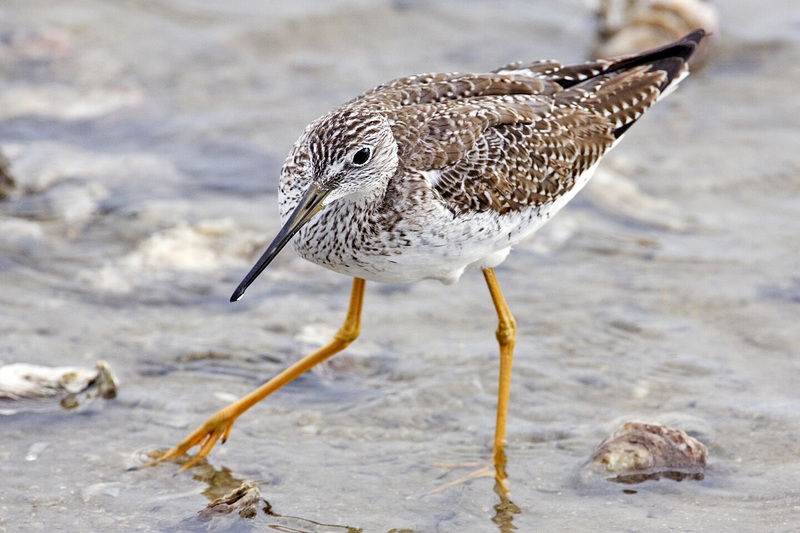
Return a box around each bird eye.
[351,147,372,166]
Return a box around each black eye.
[352,147,372,166]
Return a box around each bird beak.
[230,183,330,302]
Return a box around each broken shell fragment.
[198,481,267,521]
[586,421,708,484]
[0,360,118,413]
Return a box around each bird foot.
[429,461,511,496]
[149,409,238,470]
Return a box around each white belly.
[292,160,603,285]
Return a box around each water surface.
[1,1,799,531]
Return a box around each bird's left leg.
[482,267,517,494]
[430,268,517,495]
[152,278,366,469]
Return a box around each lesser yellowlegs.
[155,30,705,491]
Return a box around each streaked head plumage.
[292,107,398,204]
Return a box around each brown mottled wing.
[433,103,615,215]
[431,62,675,215]
[386,95,554,171]
[369,68,620,215]
[352,66,617,215]
[378,30,701,215]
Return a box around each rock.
[594,0,718,68]
[584,421,708,484]
[0,149,15,199]
[0,360,118,412]
[198,481,268,521]
[586,163,695,232]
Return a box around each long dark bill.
[230,183,330,302]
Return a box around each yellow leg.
[153,278,366,469]
[483,267,517,493]
[430,268,518,496]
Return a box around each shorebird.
[154,30,705,491]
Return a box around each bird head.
[306,108,398,203]
[230,107,397,301]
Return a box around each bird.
[153,30,706,492]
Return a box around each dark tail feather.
[556,30,705,138]
[554,29,706,91]
[605,29,705,90]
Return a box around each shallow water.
[1,1,799,531]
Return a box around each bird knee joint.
[495,320,516,346]
[334,325,360,345]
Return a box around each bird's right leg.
[152,277,366,469]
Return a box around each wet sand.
[1,1,799,531]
